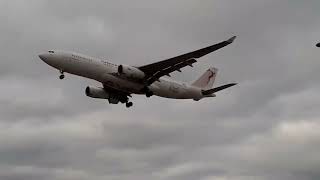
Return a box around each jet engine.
[85,86,110,99]
[85,86,128,104]
[118,65,145,80]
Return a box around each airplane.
[38,36,237,108]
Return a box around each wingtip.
[226,36,237,43]
[227,83,238,88]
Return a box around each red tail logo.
[207,70,215,84]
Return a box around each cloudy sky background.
[0,0,320,179]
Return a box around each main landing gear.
[146,91,154,98]
[142,87,154,98]
[126,102,133,108]
[59,70,65,80]
[118,96,133,108]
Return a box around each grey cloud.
[0,0,320,180]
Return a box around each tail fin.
[191,67,218,90]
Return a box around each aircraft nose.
[38,53,48,62]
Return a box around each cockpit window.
[48,51,55,53]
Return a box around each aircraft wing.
[138,36,236,85]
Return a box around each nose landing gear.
[59,70,65,80]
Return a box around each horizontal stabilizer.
[202,83,237,96]
[226,36,237,44]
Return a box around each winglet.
[226,36,237,44]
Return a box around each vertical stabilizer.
[191,67,218,90]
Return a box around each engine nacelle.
[118,64,145,80]
[85,86,128,104]
[85,86,110,99]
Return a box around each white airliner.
[38,36,237,108]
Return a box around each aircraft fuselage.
[39,51,205,100]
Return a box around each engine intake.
[118,65,145,80]
[85,86,110,99]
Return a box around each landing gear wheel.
[146,91,154,98]
[59,70,65,80]
[142,87,153,98]
[59,74,65,80]
[126,102,133,108]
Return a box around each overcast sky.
[0,0,320,180]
